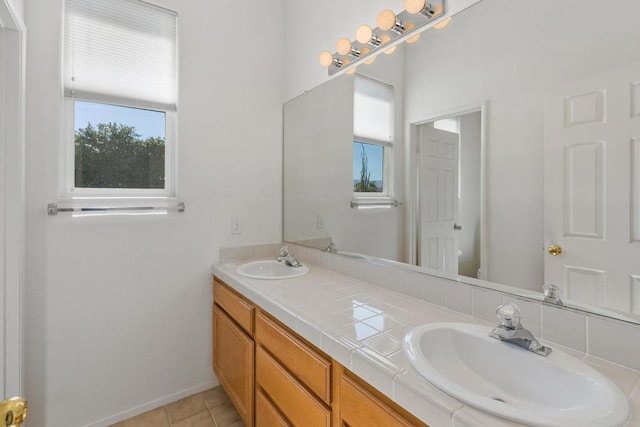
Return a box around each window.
[353,76,393,197]
[63,0,177,197]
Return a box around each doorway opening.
[411,105,486,279]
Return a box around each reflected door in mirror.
[544,61,640,314]
[418,125,460,274]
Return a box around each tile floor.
[110,386,243,427]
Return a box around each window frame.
[352,139,393,199]
[61,0,178,201]
[352,75,395,201]
[61,95,177,199]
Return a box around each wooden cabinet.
[256,388,291,427]
[255,310,332,426]
[212,280,255,426]
[256,311,331,404]
[338,367,427,427]
[213,277,429,427]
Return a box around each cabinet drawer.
[256,346,331,427]
[256,388,290,427]
[256,311,331,404]
[340,374,419,427]
[213,278,254,334]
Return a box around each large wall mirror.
[284,0,640,324]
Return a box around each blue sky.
[353,141,383,181]
[75,101,166,139]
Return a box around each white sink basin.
[404,322,630,427]
[235,260,309,280]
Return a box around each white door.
[544,61,640,314]
[418,125,460,274]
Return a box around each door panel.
[544,61,640,314]
[418,125,460,274]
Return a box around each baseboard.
[82,379,220,427]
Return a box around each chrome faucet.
[542,284,563,306]
[276,246,303,268]
[489,304,551,356]
[323,242,337,253]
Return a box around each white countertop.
[212,260,640,427]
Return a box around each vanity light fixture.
[377,9,405,34]
[359,46,377,65]
[336,37,360,57]
[405,0,438,17]
[356,25,382,47]
[318,51,343,68]
[345,66,358,75]
[404,22,421,44]
[319,0,446,75]
[434,16,451,29]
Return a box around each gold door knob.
[547,244,563,256]
[0,396,27,426]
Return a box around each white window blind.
[353,76,393,145]
[64,0,177,111]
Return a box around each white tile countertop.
[212,260,640,427]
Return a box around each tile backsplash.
[219,243,640,371]
[218,243,282,263]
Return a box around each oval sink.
[235,260,309,280]
[404,322,630,427]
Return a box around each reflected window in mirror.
[353,75,393,198]
[353,141,385,193]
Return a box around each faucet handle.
[496,304,521,329]
[542,284,563,306]
[279,246,289,257]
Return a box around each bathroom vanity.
[212,255,639,427]
[212,276,425,427]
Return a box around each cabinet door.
[340,374,422,427]
[213,304,254,426]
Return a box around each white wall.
[458,112,481,278]
[7,0,24,23]
[24,0,284,425]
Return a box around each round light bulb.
[405,0,426,14]
[336,38,352,55]
[318,51,334,67]
[434,17,451,29]
[377,9,397,31]
[406,33,421,44]
[433,4,443,15]
[356,25,373,44]
[380,34,392,45]
[404,22,421,44]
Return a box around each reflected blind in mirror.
[354,76,393,146]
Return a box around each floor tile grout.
[113,386,243,427]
